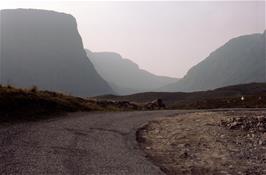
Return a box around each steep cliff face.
[86,49,178,95]
[0,9,113,97]
[163,31,266,92]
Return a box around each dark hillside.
[95,83,266,109]
[162,31,266,92]
[1,9,113,97]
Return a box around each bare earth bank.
[137,111,266,175]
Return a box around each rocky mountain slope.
[0,9,113,97]
[86,49,178,95]
[163,31,266,92]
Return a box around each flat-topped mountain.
[163,31,266,92]
[86,50,178,95]
[0,9,113,97]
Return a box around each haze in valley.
[0,1,265,78]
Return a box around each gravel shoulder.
[137,111,266,175]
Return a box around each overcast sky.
[0,1,265,78]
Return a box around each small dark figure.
[157,99,166,109]
[147,99,166,110]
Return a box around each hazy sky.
[0,1,265,78]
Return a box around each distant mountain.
[86,50,178,95]
[0,9,113,97]
[163,31,266,92]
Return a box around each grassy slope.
[1,82,266,122]
[0,85,103,122]
[95,83,266,109]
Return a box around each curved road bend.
[0,110,193,175]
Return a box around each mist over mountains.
[162,31,266,92]
[0,9,113,97]
[0,9,265,97]
[86,50,178,95]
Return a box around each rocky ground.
[137,111,266,175]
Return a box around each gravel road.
[0,110,191,175]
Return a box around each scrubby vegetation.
[0,85,164,122]
[1,83,266,122]
[0,85,104,122]
[96,83,266,109]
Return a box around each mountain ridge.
[86,49,179,95]
[162,31,266,92]
[0,9,113,97]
